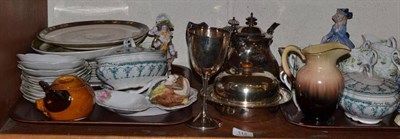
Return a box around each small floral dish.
[94,89,152,115]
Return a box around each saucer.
[94,90,152,115]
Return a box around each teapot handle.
[281,45,306,78]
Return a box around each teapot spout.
[38,81,71,112]
[306,42,351,62]
[304,42,350,53]
[300,42,351,65]
[266,22,280,35]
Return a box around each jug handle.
[388,37,397,49]
[281,45,306,78]
[392,50,400,70]
[364,49,378,77]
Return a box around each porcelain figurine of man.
[149,13,177,74]
[322,8,355,49]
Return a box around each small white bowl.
[17,53,81,63]
[18,61,89,77]
[18,60,84,70]
[94,89,151,115]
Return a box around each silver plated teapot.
[213,13,282,108]
[224,13,280,77]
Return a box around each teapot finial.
[241,13,261,34]
[228,17,239,27]
[245,12,257,27]
[227,17,239,34]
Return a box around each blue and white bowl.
[339,72,400,124]
[96,50,168,90]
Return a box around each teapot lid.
[51,75,86,90]
[238,13,263,35]
[344,72,399,96]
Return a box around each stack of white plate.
[17,54,91,103]
[32,20,149,60]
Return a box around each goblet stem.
[186,74,221,130]
[201,75,209,114]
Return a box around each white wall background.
[48,0,400,68]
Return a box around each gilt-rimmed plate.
[31,39,124,60]
[37,20,149,49]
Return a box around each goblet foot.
[186,112,222,130]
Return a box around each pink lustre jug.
[281,42,351,125]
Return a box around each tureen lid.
[344,47,399,96]
[344,72,399,96]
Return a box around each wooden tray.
[10,97,192,125]
[280,101,400,130]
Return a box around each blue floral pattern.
[340,93,399,119]
[96,60,167,82]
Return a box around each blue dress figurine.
[322,8,355,49]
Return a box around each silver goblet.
[186,26,230,130]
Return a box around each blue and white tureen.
[339,70,400,124]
